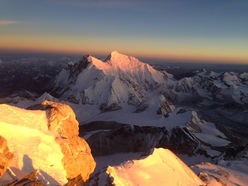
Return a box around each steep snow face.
[51,51,168,112]
[102,148,204,186]
[104,51,164,84]
[186,111,230,151]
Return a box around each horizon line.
[0,49,247,65]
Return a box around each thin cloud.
[56,0,136,8]
[0,20,18,25]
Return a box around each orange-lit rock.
[0,136,14,177]
[0,101,96,185]
[41,100,96,182]
[57,136,95,181]
[41,100,79,139]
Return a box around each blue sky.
[0,0,248,63]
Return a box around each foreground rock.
[0,101,96,185]
[0,136,14,178]
[4,170,42,186]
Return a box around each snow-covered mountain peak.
[104,51,125,61]
[103,51,164,82]
[107,50,121,58]
[104,50,139,64]
[49,51,170,111]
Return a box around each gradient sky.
[0,0,248,64]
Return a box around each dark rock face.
[65,55,90,81]
[167,127,200,156]
[158,96,175,117]
[100,103,122,112]
[86,125,168,156]
[85,124,203,157]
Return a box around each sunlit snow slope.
[101,148,204,186]
[0,104,67,185]
[0,102,96,185]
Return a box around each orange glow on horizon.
[132,49,248,64]
[1,36,247,64]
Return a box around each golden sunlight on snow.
[107,148,204,186]
[0,104,67,185]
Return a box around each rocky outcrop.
[41,100,96,182]
[57,136,95,181]
[5,170,42,186]
[85,124,204,157]
[86,125,168,156]
[0,136,14,177]
[157,95,175,117]
[41,100,79,139]
[0,101,96,185]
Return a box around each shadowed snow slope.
[0,101,95,185]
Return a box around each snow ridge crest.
[104,51,139,63]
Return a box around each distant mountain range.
[0,51,248,185]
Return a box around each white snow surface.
[0,104,67,185]
[240,72,248,79]
[106,148,204,186]
[187,111,230,147]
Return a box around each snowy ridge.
[90,148,204,186]
[172,70,248,105]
